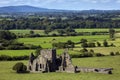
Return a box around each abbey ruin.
[28,49,113,74]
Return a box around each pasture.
[0,29,120,80]
[1,35,120,57]
[0,56,120,80]
[75,28,120,32]
[17,35,109,48]
[0,50,34,56]
[10,30,45,35]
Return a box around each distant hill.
[0,5,60,13]
[0,5,120,13]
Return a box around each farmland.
[0,56,120,80]
[0,29,120,80]
[1,8,120,80]
[10,29,120,35]
[17,35,109,47]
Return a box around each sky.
[0,0,120,10]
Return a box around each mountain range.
[0,5,61,13]
[0,5,120,13]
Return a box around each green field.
[10,30,59,35]
[17,35,109,48]
[0,50,34,56]
[1,29,120,80]
[10,30,45,35]
[75,28,120,32]
[1,35,120,57]
[0,56,120,80]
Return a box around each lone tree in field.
[109,28,115,40]
[30,30,34,35]
[12,62,27,73]
[103,40,108,47]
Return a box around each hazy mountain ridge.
[0,5,59,13]
[0,5,120,13]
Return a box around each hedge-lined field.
[0,56,120,80]
[75,28,120,32]
[0,50,34,56]
[10,30,45,35]
[17,35,109,48]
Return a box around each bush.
[80,39,87,43]
[110,43,115,47]
[103,40,109,47]
[115,52,120,55]
[97,42,101,47]
[0,55,29,61]
[0,46,5,50]
[95,53,105,57]
[88,42,96,47]
[80,52,93,58]
[12,62,28,73]
[80,48,88,53]
[81,42,88,48]
[110,52,115,56]
[0,55,12,61]
[90,49,94,53]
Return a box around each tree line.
[0,16,120,30]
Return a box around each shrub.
[12,62,28,73]
[80,48,88,53]
[110,43,115,47]
[0,46,5,50]
[97,42,101,47]
[88,42,96,47]
[80,39,87,43]
[80,52,93,58]
[0,55,29,61]
[0,55,12,61]
[103,40,108,47]
[90,49,94,53]
[81,42,88,48]
[110,52,115,56]
[95,53,105,57]
[115,52,120,55]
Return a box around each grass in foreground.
[0,56,120,80]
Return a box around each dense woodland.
[0,11,120,30]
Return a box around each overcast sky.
[0,0,120,10]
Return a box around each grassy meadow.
[17,35,109,48]
[0,56,120,80]
[0,29,120,80]
[10,29,120,34]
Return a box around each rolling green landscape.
[1,9,120,80]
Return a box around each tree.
[0,31,16,40]
[30,30,34,35]
[66,40,75,49]
[103,40,108,47]
[12,62,27,73]
[88,42,96,47]
[80,39,87,43]
[109,28,115,40]
[97,42,101,47]
[81,42,88,48]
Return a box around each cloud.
[82,0,112,3]
[0,0,114,6]
[0,0,119,10]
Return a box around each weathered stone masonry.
[28,49,113,74]
[28,49,76,73]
